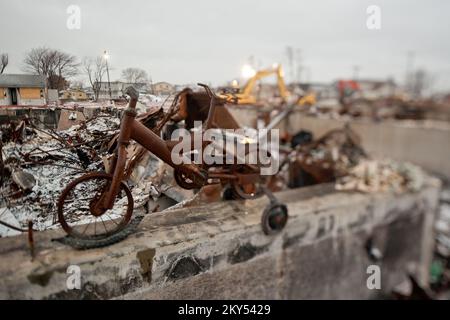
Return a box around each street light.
[103,50,112,101]
[241,64,256,79]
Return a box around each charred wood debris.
[0,103,426,237]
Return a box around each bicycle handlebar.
[125,86,139,99]
[197,83,217,130]
[197,83,217,99]
[124,86,139,110]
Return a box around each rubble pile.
[0,108,193,237]
[335,159,425,193]
[429,185,450,295]
[289,127,426,193]
[303,96,450,122]
[0,114,120,235]
[0,105,431,239]
[289,127,367,186]
[436,187,450,258]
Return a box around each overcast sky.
[1,0,450,91]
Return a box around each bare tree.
[83,57,106,101]
[121,67,148,84]
[0,53,8,74]
[23,47,79,90]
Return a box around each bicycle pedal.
[195,168,209,186]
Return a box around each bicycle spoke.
[80,221,91,236]
[105,213,120,226]
[100,216,109,233]
[0,208,7,219]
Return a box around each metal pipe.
[259,104,296,139]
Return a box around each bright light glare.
[241,64,256,79]
[103,50,110,60]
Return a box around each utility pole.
[305,66,312,83]
[103,50,112,100]
[405,51,415,92]
[295,48,302,83]
[353,65,360,81]
[248,55,255,68]
[285,46,294,83]
[149,76,154,95]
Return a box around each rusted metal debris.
[336,159,425,193]
[284,126,367,188]
[27,220,34,259]
[281,125,425,193]
[0,111,122,236]
[0,85,429,249]
[0,88,245,240]
[301,94,450,122]
[56,84,281,241]
[55,84,426,244]
[0,216,35,258]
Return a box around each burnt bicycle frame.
[96,84,261,215]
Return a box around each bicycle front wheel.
[57,172,133,239]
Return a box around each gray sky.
[1,0,450,91]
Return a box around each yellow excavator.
[219,64,316,106]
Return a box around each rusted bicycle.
[57,85,288,240]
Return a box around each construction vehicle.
[219,64,316,107]
[336,79,360,106]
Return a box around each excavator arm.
[220,65,291,105]
[219,64,315,106]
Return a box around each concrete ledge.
[0,181,440,299]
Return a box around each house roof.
[0,74,46,88]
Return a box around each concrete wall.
[0,181,440,299]
[228,107,450,178]
[0,107,60,129]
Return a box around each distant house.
[357,79,397,99]
[153,82,175,95]
[128,82,151,94]
[60,89,89,101]
[0,74,46,106]
[84,87,95,100]
[95,81,123,100]
[95,81,150,100]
